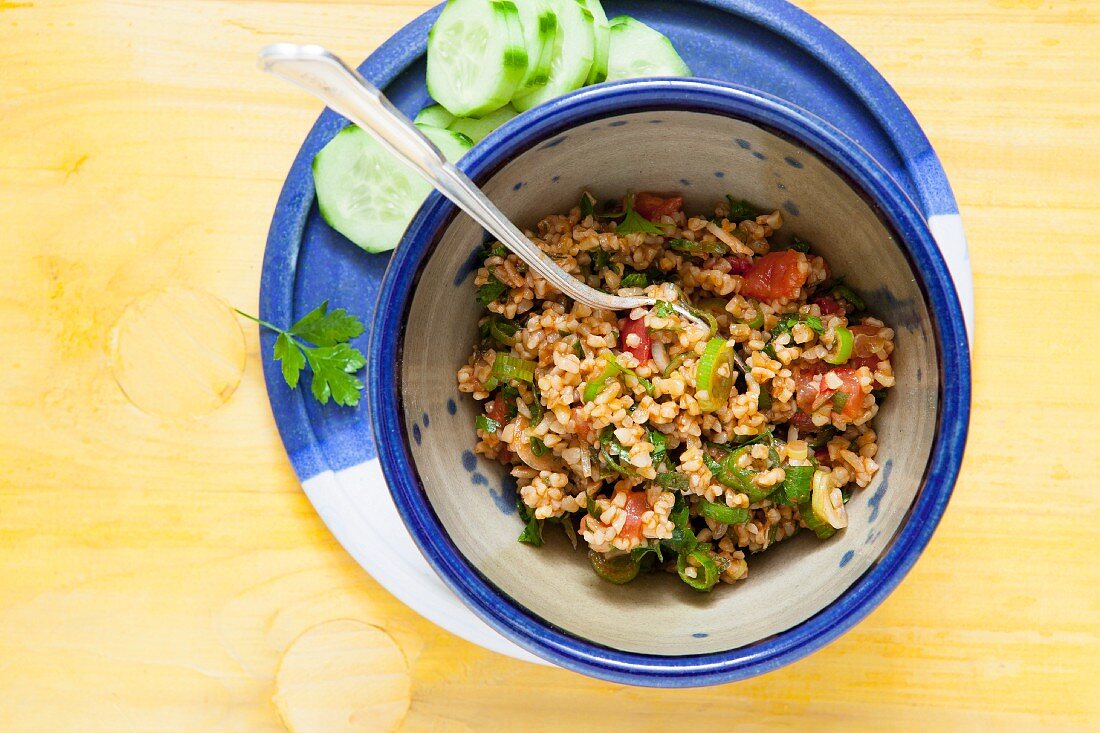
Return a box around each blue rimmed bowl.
[368,78,969,687]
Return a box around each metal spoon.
[258,43,712,331]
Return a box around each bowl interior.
[398,109,938,655]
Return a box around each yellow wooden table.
[2,1,1097,730]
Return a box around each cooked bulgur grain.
[459,192,896,591]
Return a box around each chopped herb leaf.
[617,193,664,235]
[832,391,850,410]
[789,236,812,253]
[481,242,507,259]
[530,436,549,457]
[591,247,612,273]
[649,430,668,467]
[668,237,729,256]
[725,196,762,221]
[620,272,648,288]
[477,274,508,306]
[655,472,690,491]
[572,339,586,360]
[653,300,675,318]
[528,380,544,424]
[579,190,597,218]
[631,542,665,564]
[476,414,500,434]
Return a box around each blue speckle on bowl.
[916,367,922,382]
[551,175,560,183]
[867,459,893,522]
[647,119,663,124]
[839,550,855,568]
[487,474,518,514]
[453,245,483,286]
[714,171,725,178]
[471,471,488,486]
[461,450,477,472]
[608,120,628,127]
[541,135,567,149]
[679,178,691,187]
[512,181,525,191]
[868,286,920,332]
[734,138,751,149]
[412,423,422,445]
[422,412,430,428]
[692,632,709,638]
[784,156,805,168]
[752,151,767,160]
[447,398,457,416]
[783,199,800,216]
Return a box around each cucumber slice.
[413,104,456,128]
[514,0,559,92]
[312,125,472,253]
[448,104,519,143]
[605,15,692,82]
[582,0,610,84]
[512,0,595,112]
[427,0,529,117]
[799,470,847,539]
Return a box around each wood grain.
[1,1,1097,730]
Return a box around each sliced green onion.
[698,499,751,525]
[572,339,586,360]
[707,444,781,502]
[491,353,536,382]
[589,550,640,584]
[583,360,621,402]
[528,380,543,424]
[677,548,720,591]
[696,337,735,412]
[487,315,519,345]
[825,326,854,365]
[475,415,500,434]
[830,284,866,311]
[655,472,689,491]
[529,436,549,457]
[806,470,847,538]
[740,302,765,330]
[662,353,686,377]
[782,465,814,505]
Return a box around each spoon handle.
[258,44,649,314]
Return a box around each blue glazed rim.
[369,79,971,687]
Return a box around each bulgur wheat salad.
[457,191,896,591]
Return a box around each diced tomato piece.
[739,250,808,300]
[617,490,651,541]
[848,355,881,371]
[725,255,753,275]
[794,364,864,421]
[814,447,830,464]
[813,295,842,316]
[633,192,683,222]
[618,316,651,364]
[787,410,816,431]
[486,394,506,423]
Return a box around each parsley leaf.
[620,272,648,288]
[591,247,612,273]
[789,236,812,254]
[654,300,675,318]
[477,273,508,306]
[725,196,762,221]
[616,193,663,235]
[649,429,668,467]
[237,303,367,407]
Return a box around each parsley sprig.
[236,301,366,407]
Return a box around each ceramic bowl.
[369,78,970,686]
